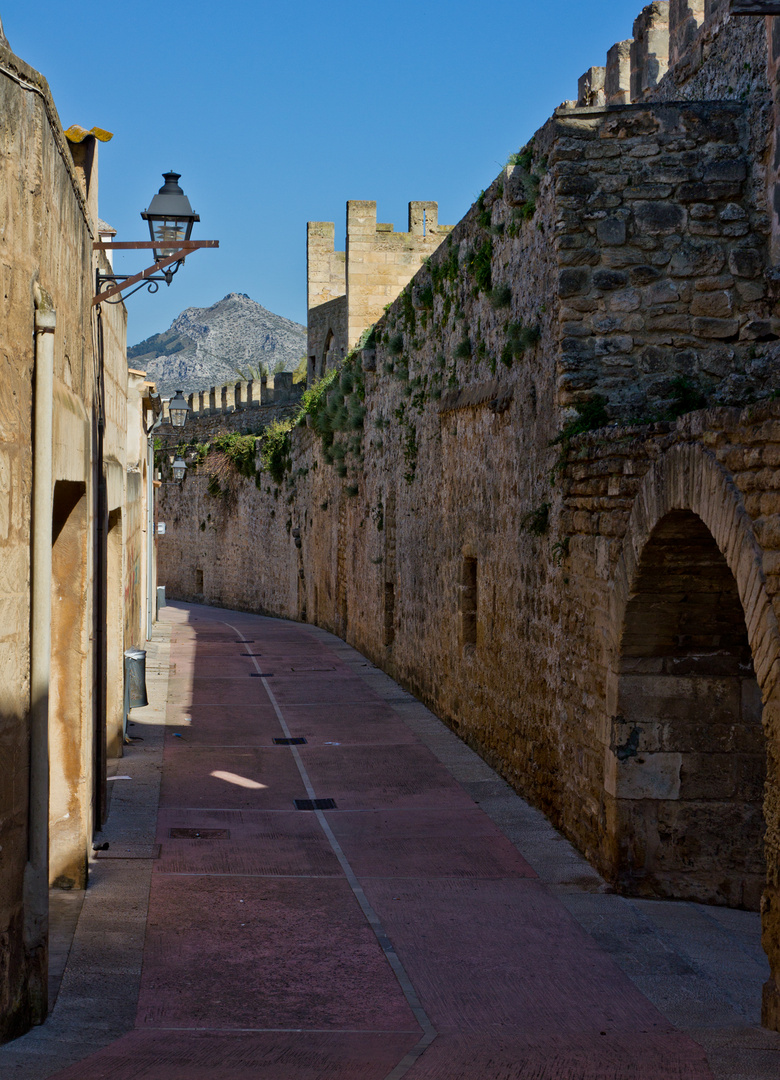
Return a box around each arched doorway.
[609,508,766,909]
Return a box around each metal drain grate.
[169,828,230,839]
[241,653,262,657]
[94,843,161,859]
[249,672,274,677]
[274,737,307,745]
[295,798,336,811]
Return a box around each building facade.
[0,33,154,1039]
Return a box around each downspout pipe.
[145,398,162,641]
[146,436,154,640]
[24,283,55,1020]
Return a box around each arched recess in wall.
[606,442,780,913]
[320,329,337,378]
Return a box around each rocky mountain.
[128,293,307,396]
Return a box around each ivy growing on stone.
[259,421,292,485]
[501,321,541,367]
[667,376,707,418]
[468,239,493,293]
[521,502,550,537]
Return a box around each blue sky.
[6,1,643,346]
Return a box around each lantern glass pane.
[152,217,189,259]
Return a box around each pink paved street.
[51,603,714,1079]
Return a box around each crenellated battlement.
[575,0,755,108]
[306,200,453,384]
[160,372,303,423]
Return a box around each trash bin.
[157,585,166,614]
[124,649,148,709]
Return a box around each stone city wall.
[157,398,302,446]
[158,2,780,1029]
[176,371,303,421]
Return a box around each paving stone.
[3,603,778,1080]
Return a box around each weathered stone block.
[643,280,681,304]
[634,201,687,234]
[736,279,767,302]
[609,288,643,311]
[605,748,682,799]
[641,345,671,372]
[669,244,726,276]
[721,203,748,222]
[678,181,743,202]
[690,290,734,317]
[703,158,748,183]
[556,174,598,197]
[689,222,722,237]
[646,312,692,331]
[692,316,740,338]
[558,267,591,297]
[593,269,629,290]
[625,183,674,200]
[597,217,628,245]
[695,273,735,290]
[596,335,635,355]
[728,247,763,278]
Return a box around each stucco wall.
[0,40,97,1035]
[0,38,144,1040]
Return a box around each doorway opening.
[610,510,765,909]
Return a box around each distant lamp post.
[168,389,190,429]
[93,170,218,305]
[171,455,187,483]
[142,171,200,269]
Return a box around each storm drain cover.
[295,798,336,811]
[241,653,262,657]
[249,672,274,678]
[169,828,230,840]
[274,737,307,745]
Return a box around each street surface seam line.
[141,1026,422,1034]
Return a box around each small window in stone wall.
[460,557,477,649]
[195,568,204,594]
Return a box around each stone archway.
[321,329,337,377]
[606,441,780,1028]
[610,507,765,907]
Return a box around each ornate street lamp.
[171,455,187,483]
[93,170,217,305]
[168,389,190,429]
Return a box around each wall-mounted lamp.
[168,389,190,429]
[93,171,218,305]
[171,455,187,483]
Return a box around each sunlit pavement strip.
[3,602,779,1078]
